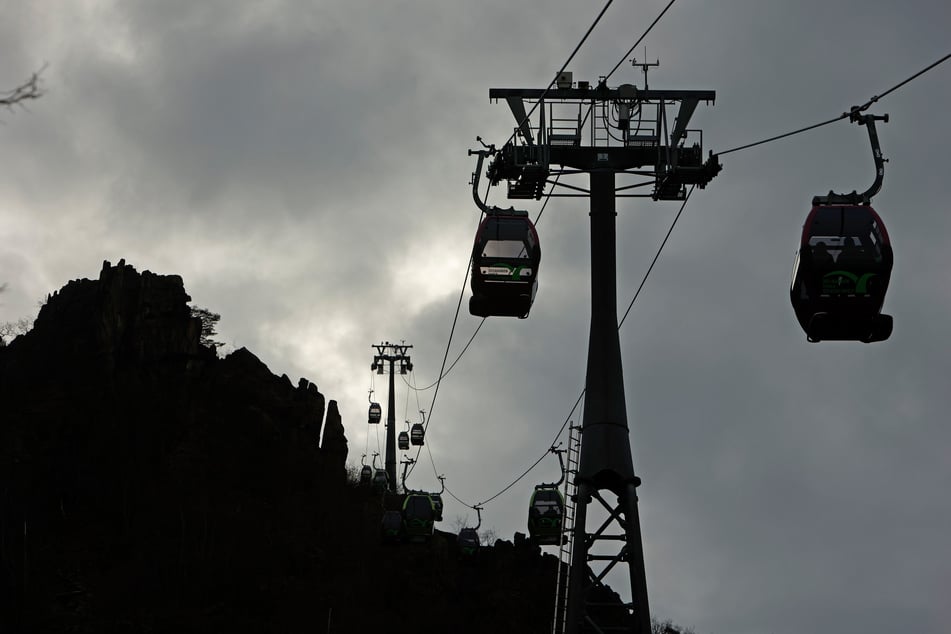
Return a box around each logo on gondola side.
[481,264,533,278]
[822,270,877,294]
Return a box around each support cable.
[403,172,561,396]
[865,52,950,105]
[414,40,951,522]
[428,188,694,511]
[364,383,373,462]
[402,319,485,392]
[409,167,562,487]
[603,0,678,83]
[716,113,848,157]
[408,2,615,409]
[619,185,693,326]
[410,370,423,422]
[375,415,382,458]
[414,8,951,508]
[497,0,614,150]
[716,52,950,157]
[402,366,411,427]
[403,178,492,482]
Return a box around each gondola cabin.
[430,493,444,522]
[372,468,388,492]
[368,402,382,424]
[528,487,565,545]
[398,431,409,451]
[458,528,480,557]
[410,423,425,446]
[402,493,435,541]
[469,207,541,319]
[790,205,893,343]
[381,510,403,544]
[359,465,372,486]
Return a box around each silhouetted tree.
[0,317,33,345]
[190,306,224,349]
[651,616,697,634]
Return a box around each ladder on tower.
[552,423,581,634]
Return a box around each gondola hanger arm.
[536,444,568,489]
[468,138,497,215]
[814,110,889,206]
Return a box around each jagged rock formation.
[0,260,566,634]
[0,261,345,632]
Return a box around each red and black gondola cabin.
[469,207,541,319]
[790,204,893,343]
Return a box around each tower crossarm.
[488,83,719,201]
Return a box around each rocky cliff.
[0,261,569,634]
[0,260,351,632]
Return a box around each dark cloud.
[2,1,950,632]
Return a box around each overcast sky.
[2,1,950,632]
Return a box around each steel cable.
[716,52,951,157]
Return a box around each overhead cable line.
[716,52,951,157]
[402,319,485,392]
[430,0,631,385]
[409,370,423,421]
[411,167,562,486]
[410,127,562,477]
[410,40,951,520]
[475,390,585,508]
[603,0,678,82]
[417,1,699,510]
[531,171,561,226]
[716,113,849,157]
[403,177,493,483]
[468,48,951,505]
[404,170,556,395]
[436,188,695,510]
[868,52,950,105]
[619,186,693,325]
[498,0,614,151]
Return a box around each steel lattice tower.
[371,341,413,493]
[485,75,720,634]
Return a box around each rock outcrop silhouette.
[0,261,567,634]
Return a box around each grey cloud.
[2,1,951,633]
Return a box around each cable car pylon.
[484,71,721,634]
[370,341,413,493]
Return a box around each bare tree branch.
[1,66,46,110]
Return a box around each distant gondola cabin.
[790,204,893,343]
[430,493,444,522]
[398,431,409,451]
[410,423,425,446]
[469,207,541,319]
[458,528,480,557]
[402,493,435,541]
[372,469,388,492]
[368,402,382,424]
[381,510,403,544]
[528,487,565,545]
[359,465,372,486]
